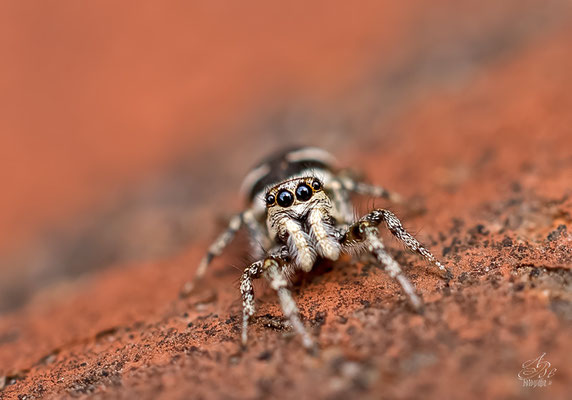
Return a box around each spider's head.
[264,177,327,219]
[265,177,340,271]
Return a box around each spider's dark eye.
[265,194,275,206]
[276,190,294,207]
[311,179,322,191]
[295,183,312,201]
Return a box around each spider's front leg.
[240,259,264,346]
[240,248,315,351]
[364,209,452,279]
[340,209,451,311]
[342,221,423,311]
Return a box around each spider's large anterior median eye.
[295,183,312,201]
[276,190,294,207]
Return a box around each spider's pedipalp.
[283,218,316,272]
[307,207,340,261]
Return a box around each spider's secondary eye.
[295,184,312,201]
[311,179,322,191]
[265,194,275,206]
[276,190,294,207]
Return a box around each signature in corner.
[517,353,557,387]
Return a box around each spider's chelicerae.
[188,146,451,351]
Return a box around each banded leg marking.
[240,254,314,351]
[264,260,315,350]
[363,227,423,310]
[327,178,354,225]
[365,209,451,279]
[240,260,264,346]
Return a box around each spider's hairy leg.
[365,209,452,279]
[242,209,271,259]
[342,222,423,311]
[240,259,264,347]
[326,178,354,225]
[339,175,403,204]
[240,253,315,351]
[182,212,244,296]
[264,259,315,351]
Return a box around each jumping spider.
[186,146,451,351]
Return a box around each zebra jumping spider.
[186,146,451,351]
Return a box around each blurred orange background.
[1,0,570,311]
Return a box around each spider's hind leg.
[338,174,404,204]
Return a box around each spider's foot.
[435,262,453,281]
[407,293,425,314]
[305,342,319,357]
[179,281,194,298]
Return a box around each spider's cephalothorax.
[265,176,341,273]
[186,146,451,351]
